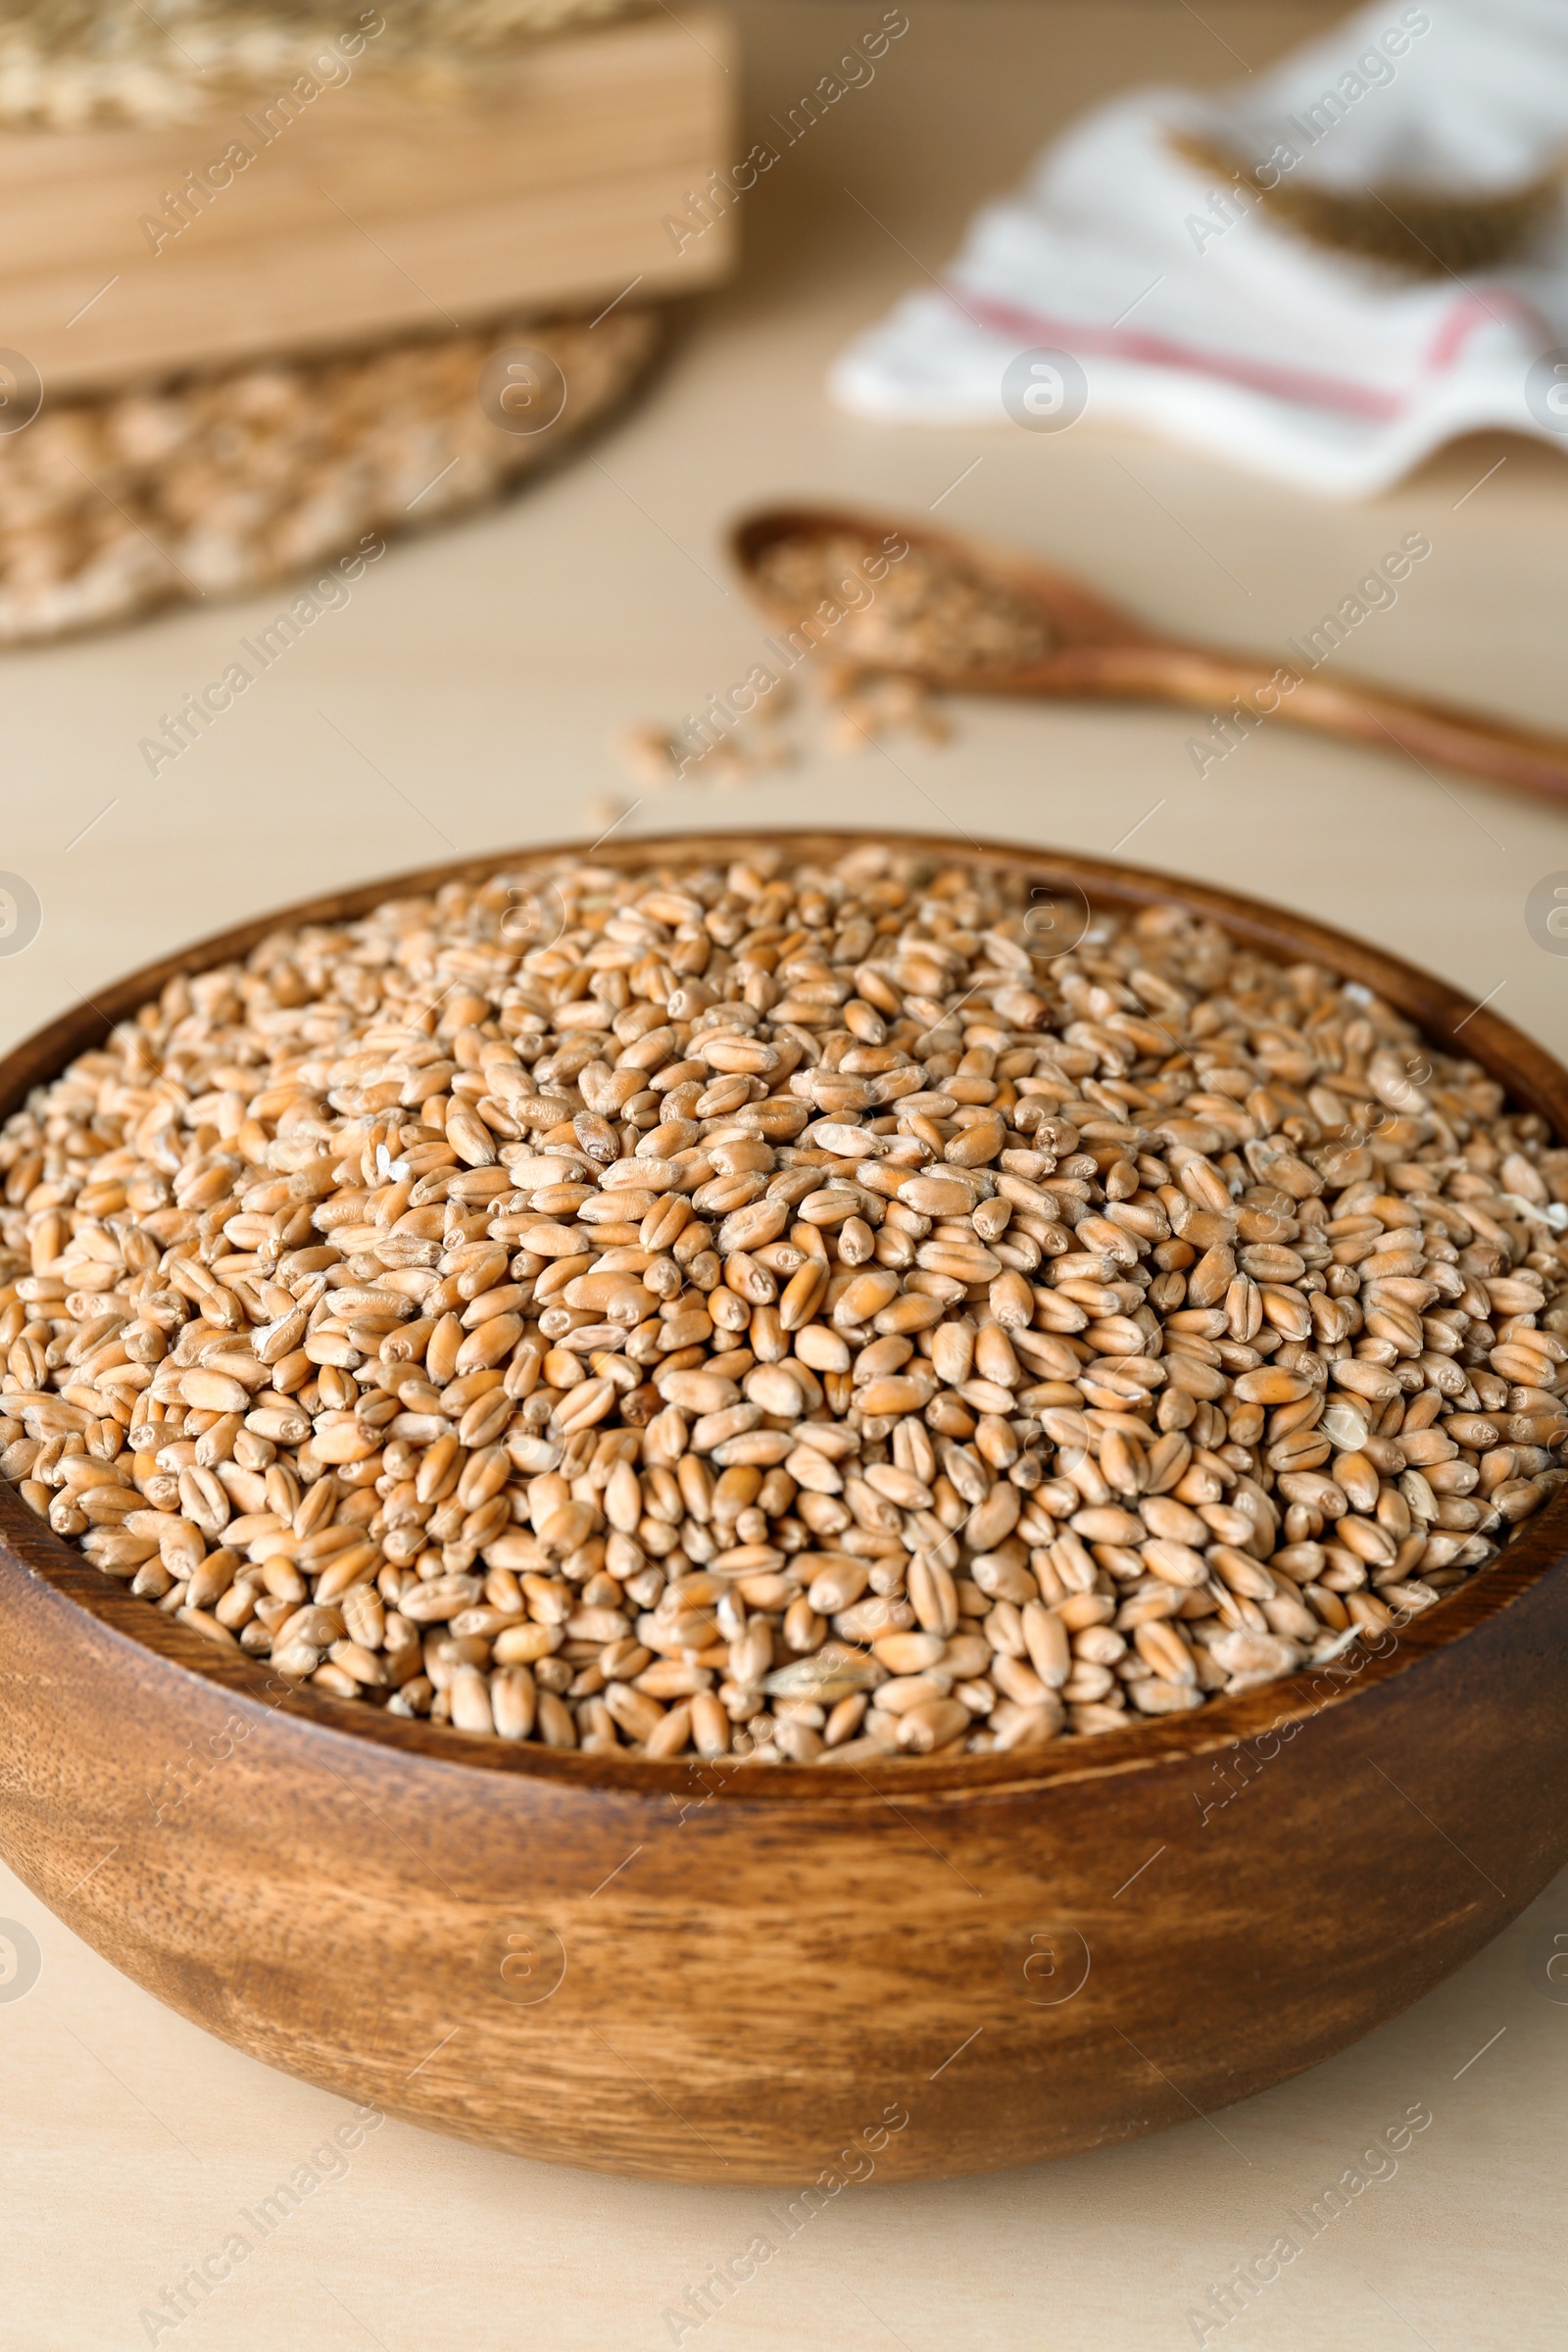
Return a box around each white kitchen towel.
[830,0,1568,497]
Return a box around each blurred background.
[3,4,1567,2344]
[5,0,1567,1062]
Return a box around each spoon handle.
[1052,644,1568,808]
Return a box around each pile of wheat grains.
[3,843,1565,1765]
[0,310,658,648]
[751,531,1053,678]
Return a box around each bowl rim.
[3,823,1564,1809]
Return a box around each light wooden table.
[2,7,1565,2346]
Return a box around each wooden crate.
[0,11,736,395]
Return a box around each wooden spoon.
[731,502,1568,808]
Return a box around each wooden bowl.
[2,830,1565,2186]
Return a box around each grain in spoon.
[732,503,1568,808]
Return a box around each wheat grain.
[0,310,657,647]
[2,841,1565,1766]
[754,532,1051,677]
[0,2,645,128]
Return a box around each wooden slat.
[0,12,736,392]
